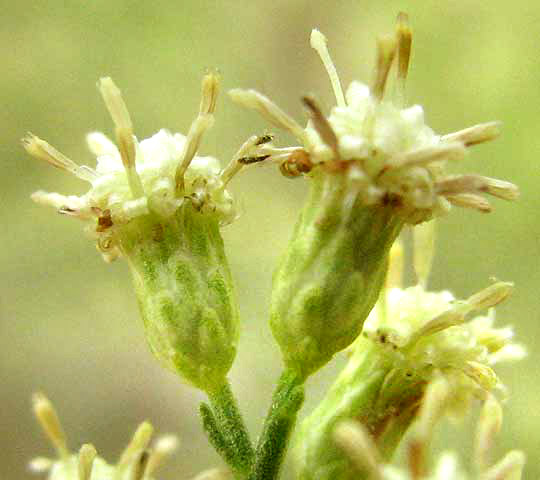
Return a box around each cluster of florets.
[361,281,525,413]
[230,14,518,223]
[25,74,267,261]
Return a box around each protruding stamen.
[118,421,154,468]
[229,89,306,141]
[333,421,382,480]
[175,114,214,190]
[466,281,513,311]
[146,435,179,476]
[130,450,150,480]
[32,393,69,458]
[442,121,501,147]
[445,193,492,212]
[22,134,96,181]
[372,34,397,100]
[310,29,346,108]
[482,451,526,480]
[302,96,339,156]
[385,142,466,172]
[436,175,490,196]
[28,457,53,473]
[200,72,220,115]
[475,395,502,471]
[413,221,435,287]
[481,177,520,200]
[78,444,97,480]
[98,77,144,198]
[220,135,273,185]
[396,13,412,82]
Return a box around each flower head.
[30,393,178,480]
[230,13,518,223]
[25,74,267,262]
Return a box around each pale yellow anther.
[191,468,233,480]
[78,444,97,480]
[220,135,259,186]
[372,34,397,100]
[388,142,466,171]
[118,421,154,469]
[229,89,306,141]
[32,393,69,458]
[146,435,179,475]
[446,193,492,213]
[98,77,144,198]
[310,29,346,108]
[467,281,513,311]
[333,421,382,480]
[442,121,501,147]
[396,12,412,82]
[413,221,435,287]
[175,114,214,190]
[475,395,503,471]
[481,177,520,201]
[200,72,220,115]
[22,134,96,181]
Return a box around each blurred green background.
[2,0,539,478]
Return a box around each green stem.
[204,379,255,475]
[248,369,305,480]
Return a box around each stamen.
[146,435,179,476]
[445,193,492,212]
[229,89,306,141]
[117,421,153,469]
[175,114,214,191]
[483,451,526,480]
[333,421,382,480]
[98,77,144,198]
[32,393,69,458]
[466,281,513,311]
[475,395,502,471]
[435,175,490,196]
[310,29,346,108]
[22,134,96,181]
[385,142,466,172]
[413,221,435,287]
[396,12,412,105]
[302,96,339,156]
[481,177,520,200]
[442,121,500,147]
[372,34,397,101]
[199,72,220,115]
[78,444,97,480]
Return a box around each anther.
[302,95,339,156]
[372,34,397,101]
[98,77,144,198]
[22,134,96,181]
[32,393,69,458]
[229,89,306,141]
